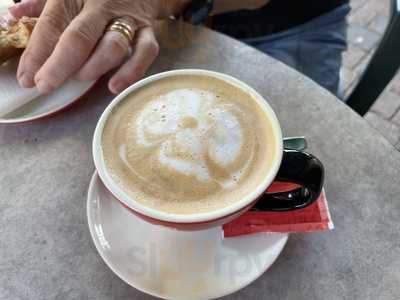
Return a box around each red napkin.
[223,182,333,238]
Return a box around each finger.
[75,28,135,81]
[34,10,109,93]
[9,0,46,19]
[17,0,75,88]
[109,27,159,94]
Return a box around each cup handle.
[252,149,325,211]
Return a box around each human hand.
[9,0,184,94]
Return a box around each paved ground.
[345,0,400,150]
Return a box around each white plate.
[87,171,289,300]
[0,59,95,124]
[0,1,12,14]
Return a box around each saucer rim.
[87,171,289,300]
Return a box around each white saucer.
[0,59,95,124]
[87,172,289,300]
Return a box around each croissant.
[0,17,37,65]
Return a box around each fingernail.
[109,82,122,94]
[18,72,35,88]
[8,5,19,17]
[35,79,54,94]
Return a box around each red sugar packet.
[223,183,333,238]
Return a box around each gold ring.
[106,18,137,43]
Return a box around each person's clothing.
[211,0,350,39]
[211,3,350,98]
[239,4,350,98]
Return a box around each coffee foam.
[131,88,249,186]
[102,75,276,215]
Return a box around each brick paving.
[345,0,400,150]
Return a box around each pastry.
[0,17,36,65]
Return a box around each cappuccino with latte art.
[101,74,278,214]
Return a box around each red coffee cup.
[93,70,324,230]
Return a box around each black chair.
[346,0,400,116]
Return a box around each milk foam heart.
[101,75,277,215]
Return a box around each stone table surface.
[1,24,400,300]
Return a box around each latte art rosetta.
[124,89,255,191]
[101,75,276,214]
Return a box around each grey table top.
[1,23,400,300]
